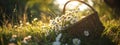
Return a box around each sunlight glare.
[79,0,94,11]
[54,0,94,11]
[66,1,80,9]
[54,0,69,10]
[78,4,88,11]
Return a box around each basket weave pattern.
[62,0,105,38]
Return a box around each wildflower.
[66,11,72,14]
[65,15,72,22]
[45,31,49,36]
[14,25,17,28]
[10,35,17,42]
[22,35,32,44]
[60,15,66,20]
[26,22,30,25]
[54,24,59,31]
[50,20,56,26]
[65,24,69,27]
[58,25,63,30]
[20,23,23,26]
[58,21,63,26]
[51,25,55,30]
[33,18,38,21]
[55,16,61,22]
[27,35,32,39]
[19,20,22,24]
[12,35,17,38]
[70,19,78,24]
[22,37,28,44]
[56,33,62,41]
[52,33,62,45]
[65,43,68,45]
[84,30,89,36]
[52,41,61,45]
[72,38,81,45]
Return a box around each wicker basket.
[62,0,105,39]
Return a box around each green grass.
[102,18,120,45]
[0,10,120,45]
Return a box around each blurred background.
[0,0,120,27]
[0,0,120,45]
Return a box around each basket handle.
[63,0,97,14]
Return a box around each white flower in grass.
[56,33,62,41]
[33,18,38,21]
[54,24,59,30]
[14,25,17,28]
[58,25,63,30]
[12,35,17,38]
[26,22,30,25]
[60,15,66,20]
[50,20,57,26]
[74,17,79,22]
[84,30,89,36]
[10,35,17,42]
[65,43,68,45]
[27,35,32,39]
[70,20,74,24]
[58,22,63,26]
[65,15,72,22]
[62,25,65,28]
[20,23,23,26]
[52,41,61,45]
[51,26,55,30]
[54,28,58,31]
[55,16,61,23]
[22,37,28,44]
[52,33,62,45]
[22,35,32,44]
[66,11,72,14]
[65,24,69,27]
[72,38,81,45]
[19,20,22,24]
[70,18,78,24]
[49,20,53,26]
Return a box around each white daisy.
[27,35,32,39]
[72,38,81,45]
[52,33,62,45]
[55,16,60,23]
[26,22,30,25]
[12,35,17,38]
[56,33,62,41]
[22,37,28,44]
[65,15,72,22]
[52,41,61,45]
[58,25,63,30]
[10,35,17,42]
[50,20,57,26]
[84,30,89,36]
[65,24,69,27]
[33,18,38,21]
[65,43,68,45]
[70,19,78,24]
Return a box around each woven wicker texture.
[62,0,105,38]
